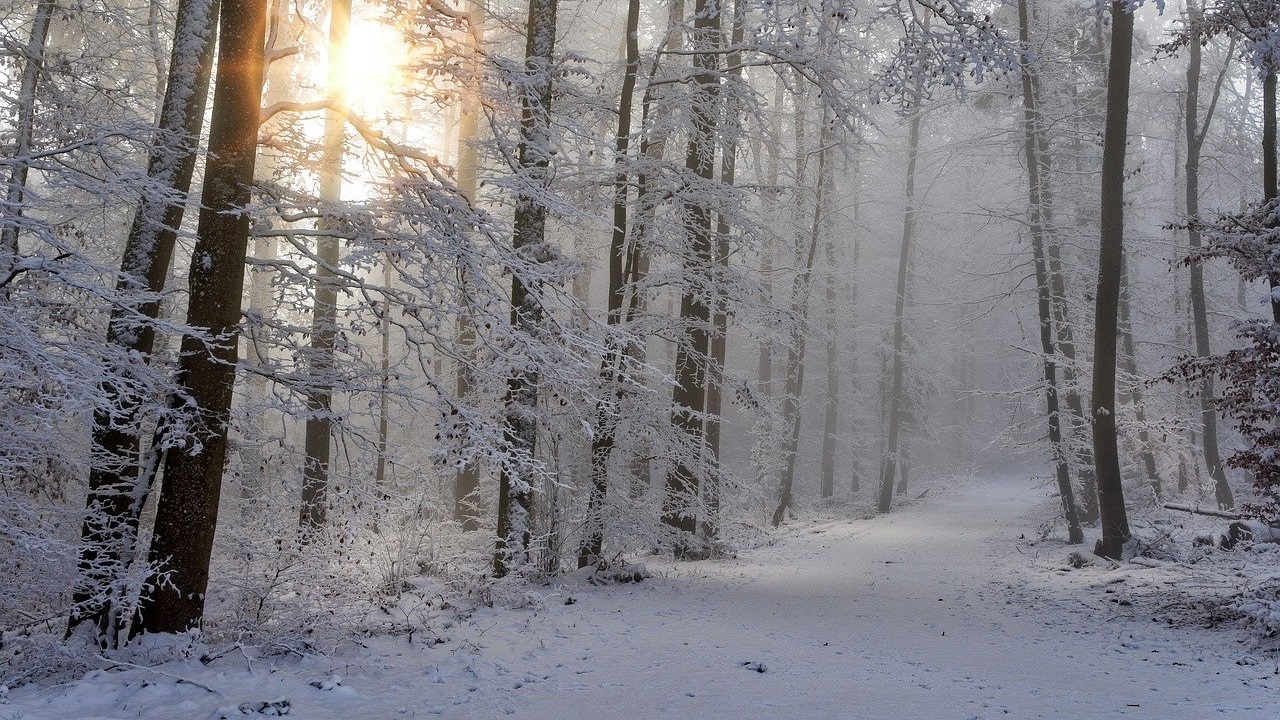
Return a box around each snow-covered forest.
[3,0,1280,716]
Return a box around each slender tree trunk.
[1,0,55,269]
[134,0,268,633]
[493,0,558,577]
[753,72,784,495]
[1091,1,1134,560]
[771,114,831,527]
[375,256,392,490]
[701,0,745,539]
[299,0,352,534]
[622,0,684,502]
[1019,0,1082,544]
[454,0,486,531]
[579,0,641,569]
[819,232,839,500]
[70,0,220,644]
[1117,258,1160,497]
[849,232,862,495]
[662,0,720,552]
[1058,35,1100,524]
[879,85,924,515]
[1183,7,1233,507]
[242,0,291,503]
[1265,67,1278,322]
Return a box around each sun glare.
[337,19,406,118]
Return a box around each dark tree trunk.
[134,0,267,633]
[494,0,558,577]
[661,0,719,553]
[701,0,744,540]
[1265,68,1278,322]
[1183,5,1234,508]
[579,0,641,569]
[1019,0,1083,544]
[70,0,220,644]
[1091,1,1134,560]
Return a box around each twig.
[95,656,220,695]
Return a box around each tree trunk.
[1183,7,1234,507]
[662,0,719,553]
[299,0,352,534]
[579,0,640,569]
[453,0,486,531]
[1265,65,1278,323]
[1091,1,1134,560]
[878,83,924,515]
[1118,258,1160,497]
[70,0,220,644]
[73,0,220,645]
[701,0,745,539]
[771,113,831,527]
[493,0,558,577]
[849,232,862,495]
[241,0,291,503]
[1018,0,1083,544]
[375,256,393,490]
[134,0,267,633]
[1,0,55,269]
[819,231,839,500]
[753,72,784,495]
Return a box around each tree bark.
[134,0,267,633]
[819,231,839,500]
[494,0,558,577]
[878,85,924,515]
[1,0,55,270]
[771,113,831,527]
[453,0,487,531]
[1265,65,1278,322]
[579,0,641,569]
[1091,1,1134,560]
[71,0,221,643]
[1183,4,1233,508]
[701,0,745,539]
[662,0,720,552]
[1018,0,1082,544]
[1117,258,1160,497]
[299,0,352,534]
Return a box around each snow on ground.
[5,476,1278,719]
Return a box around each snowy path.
[7,477,1277,719]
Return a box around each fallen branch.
[95,656,220,694]
[1162,502,1241,520]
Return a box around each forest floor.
[5,475,1280,719]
